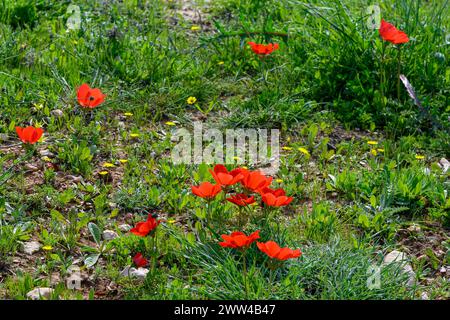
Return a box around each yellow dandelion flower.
[130,133,140,138]
[371,149,378,156]
[165,121,176,126]
[377,148,385,153]
[167,219,176,224]
[367,141,378,145]
[415,155,425,160]
[282,146,293,151]
[102,162,115,168]
[119,159,128,164]
[190,25,201,31]
[99,171,109,176]
[298,147,310,156]
[186,96,197,105]
[275,179,283,183]
[124,112,133,117]
[42,156,52,162]
[42,245,53,251]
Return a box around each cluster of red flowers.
[219,230,301,261]
[129,214,161,267]
[15,83,105,146]
[192,164,293,207]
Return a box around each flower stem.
[397,46,402,101]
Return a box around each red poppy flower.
[209,164,245,186]
[130,214,160,237]
[257,241,302,260]
[77,83,106,108]
[261,192,293,207]
[132,253,148,268]
[241,170,273,193]
[219,230,260,249]
[15,126,44,144]
[379,19,409,44]
[248,42,279,55]
[227,193,256,206]
[191,181,222,199]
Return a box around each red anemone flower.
[133,253,148,268]
[257,241,302,261]
[379,19,409,44]
[15,126,44,144]
[248,42,279,55]
[258,186,286,197]
[77,83,106,108]
[241,170,273,193]
[227,193,256,206]
[209,164,244,186]
[219,230,260,249]
[261,192,293,207]
[191,181,222,199]
[130,214,160,237]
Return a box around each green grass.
[0,0,449,300]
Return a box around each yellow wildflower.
[367,141,378,145]
[415,155,425,160]
[298,147,310,156]
[186,96,197,105]
[102,162,115,168]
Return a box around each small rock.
[383,250,407,264]
[51,109,64,117]
[439,266,447,273]
[120,266,149,280]
[438,158,450,173]
[421,292,429,300]
[67,175,83,183]
[130,267,149,280]
[407,224,421,232]
[383,250,416,287]
[118,224,131,232]
[26,288,55,300]
[102,230,118,241]
[22,241,41,255]
[24,164,39,171]
[39,149,55,157]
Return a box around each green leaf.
[88,222,101,246]
[84,253,101,268]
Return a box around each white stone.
[383,250,416,287]
[118,224,131,232]
[438,158,450,173]
[26,287,54,300]
[129,267,149,280]
[120,266,149,280]
[383,250,407,264]
[421,292,429,300]
[102,230,118,241]
[51,109,64,117]
[22,241,41,255]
